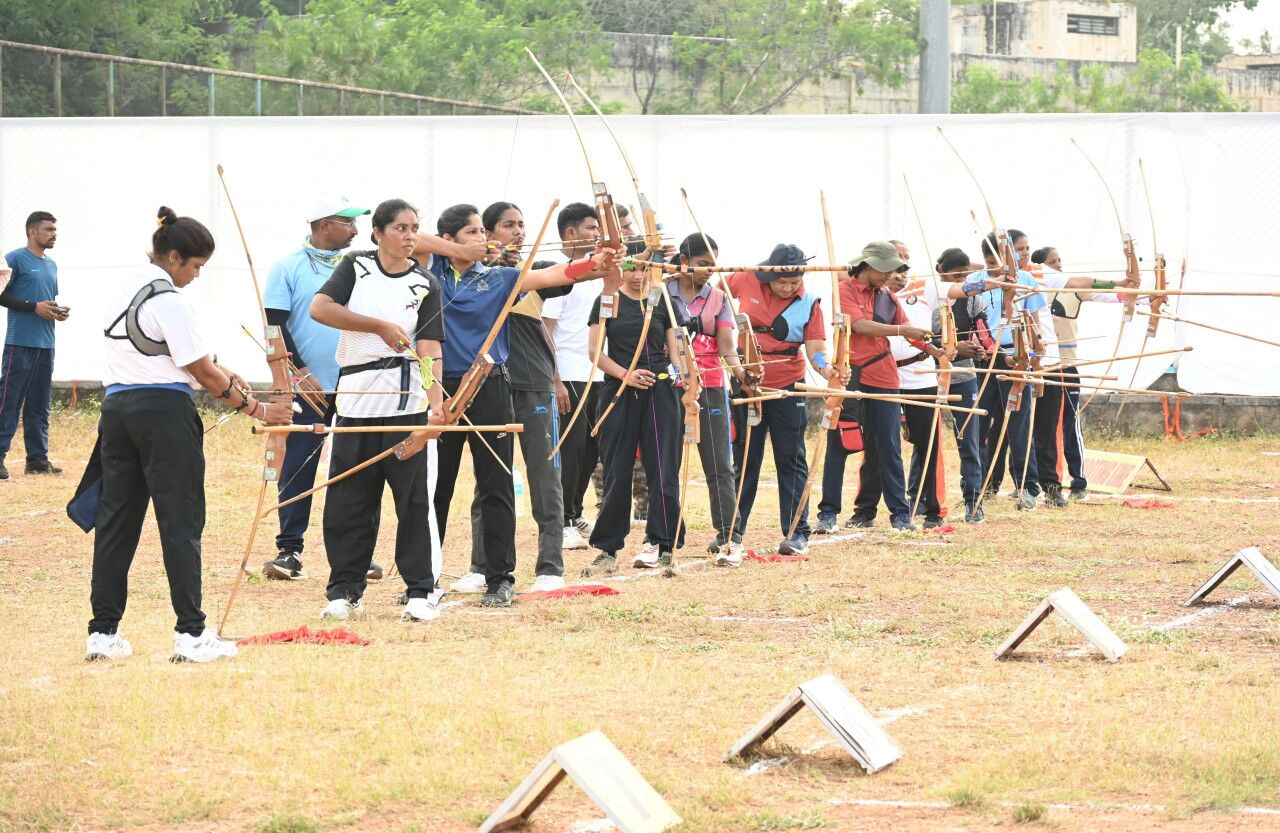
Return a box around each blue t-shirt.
[3,248,58,349]
[263,247,342,390]
[970,268,1046,349]
[429,258,521,378]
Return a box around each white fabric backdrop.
[0,113,1275,393]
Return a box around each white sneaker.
[572,515,595,535]
[715,541,744,568]
[562,526,589,550]
[85,632,132,662]
[320,598,365,620]
[449,571,487,593]
[170,629,238,663]
[402,596,440,622]
[529,574,566,592]
[633,541,659,568]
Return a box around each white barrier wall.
[0,113,1276,394]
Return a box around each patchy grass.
[1,410,1279,832]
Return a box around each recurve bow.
[783,191,847,542]
[215,164,297,636]
[523,50,626,462]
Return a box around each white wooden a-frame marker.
[1184,547,1280,606]
[729,674,902,774]
[477,730,680,833]
[996,587,1128,662]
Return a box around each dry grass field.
[1,407,1279,833]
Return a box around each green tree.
[953,50,1245,114]
[1136,0,1258,65]
[0,0,255,116]
[662,0,917,115]
[253,0,609,112]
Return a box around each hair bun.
[156,206,179,227]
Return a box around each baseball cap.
[307,194,370,223]
[848,240,907,273]
[755,243,810,283]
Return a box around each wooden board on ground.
[1083,448,1171,493]
[996,587,1128,662]
[729,673,902,774]
[477,730,681,833]
[1184,547,1280,606]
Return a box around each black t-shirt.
[317,250,445,344]
[589,290,672,374]
[505,259,569,393]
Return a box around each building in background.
[952,1,1138,63]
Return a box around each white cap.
[307,194,370,223]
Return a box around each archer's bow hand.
[586,246,623,277]
[1119,272,1141,290]
[261,398,295,425]
[955,341,985,361]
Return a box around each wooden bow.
[215,164,297,635]
[1071,137,1140,414]
[783,192,847,542]
[391,199,559,461]
[904,175,955,519]
[566,75,706,566]
[524,50,626,462]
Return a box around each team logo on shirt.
[475,279,490,293]
[406,283,431,310]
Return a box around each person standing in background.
[260,196,378,582]
[0,211,66,480]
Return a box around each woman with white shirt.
[88,207,292,664]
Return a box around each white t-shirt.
[541,280,602,382]
[891,279,937,391]
[102,265,208,386]
[318,251,443,419]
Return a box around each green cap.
[848,240,907,273]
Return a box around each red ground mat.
[521,584,619,601]
[1122,498,1175,509]
[746,552,811,563]
[237,625,371,646]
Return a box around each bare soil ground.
[1,409,1278,833]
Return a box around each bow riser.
[1121,235,1140,322]
[1146,254,1167,338]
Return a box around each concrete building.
[952,0,1137,63]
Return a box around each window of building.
[1067,14,1120,36]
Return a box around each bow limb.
[904,175,954,520]
[937,131,1020,434]
[525,50,626,459]
[562,75,667,440]
[1014,310,1046,498]
[214,164,296,636]
[1071,138,1141,415]
[1117,160,1168,420]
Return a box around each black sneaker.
[367,562,384,581]
[1045,484,1068,508]
[1069,487,1088,501]
[844,514,875,529]
[0,459,8,480]
[657,549,673,568]
[480,579,515,608]
[778,534,809,555]
[263,551,307,581]
[923,515,945,529]
[25,458,61,475]
[964,502,985,523]
[814,515,838,534]
[890,516,919,532]
[1014,490,1038,511]
[581,552,618,577]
